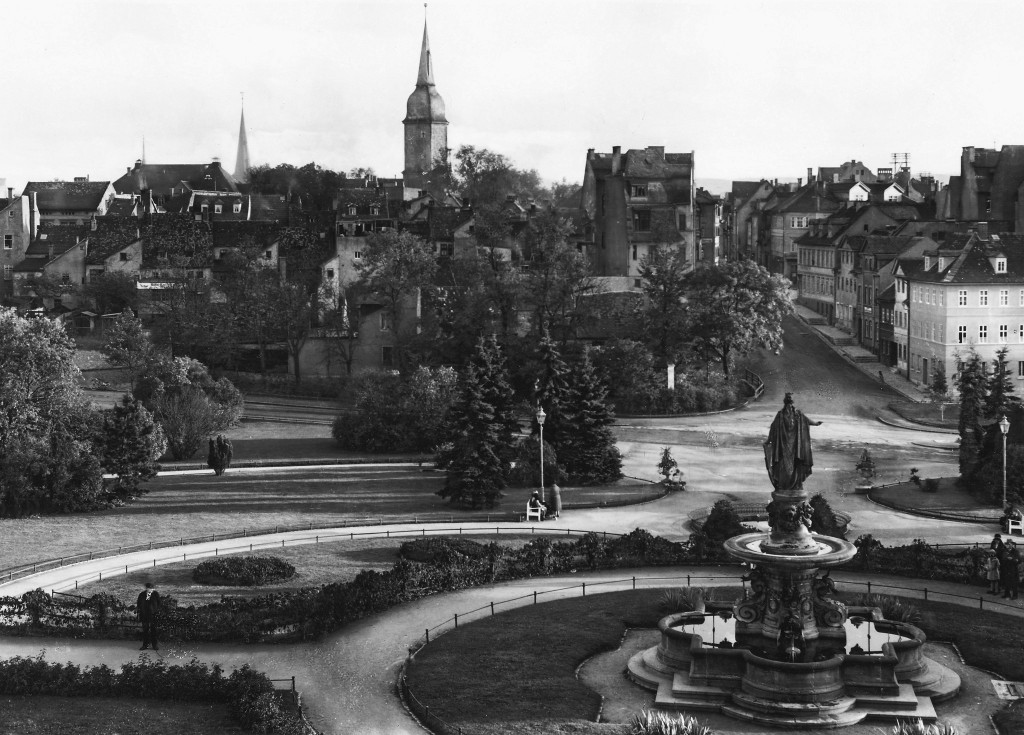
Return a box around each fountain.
[627,394,961,729]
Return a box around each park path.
[0,565,1020,735]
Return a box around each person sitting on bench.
[527,491,547,520]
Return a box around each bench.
[526,504,544,522]
[1009,516,1024,536]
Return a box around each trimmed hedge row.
[193,556,296,587]
[0,654,308,735]
[0,521,1005,646]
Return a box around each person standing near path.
[136,582,161,650]
[985,550,1001,595]
[1004,542,1021,600]
[992,534,1007,594]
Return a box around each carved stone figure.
[767,499,814,534]
[812,572,848,628]
[764,393,822,491]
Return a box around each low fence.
[399,569,1024,735]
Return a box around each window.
[379,312,392,331]
[677,213,686,231]
[201,203,208,213]
[980,289,989,306]
[1001,325,1009,342]
[264,250,272,260]
[959,289,968,306]
[1019,361,1024,378]
[348,206,357,216]
[325,268,334,279]
[3,234,11,249]
[233,202,242,214]
[980,325,988,342]
[1001,289,1009,306]
[353,251,362,260]
[790,216,807,228]
[440,242,453,257]
[371,206,380,216]
[630,185,647,198]
[119,252,128,262]
[381,346,394,369]
[214,203,222,214]
[998,259,1007,273]
[632,245,638,261]
[633,210,651,232]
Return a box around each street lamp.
[536,407,547,504]
[1000,414,1011,509]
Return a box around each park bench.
[525,503,544,522]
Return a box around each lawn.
[73,534,543,607]
[871,476,1003,521]
[405,588,1024,735]
[0,695,239,735]
[0,466,656,571]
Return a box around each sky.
[4,0,1024,195]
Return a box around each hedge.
[0,654,308,734]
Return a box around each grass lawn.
[74,534,542,607]
[405,588,1024,735]
[0,695,239,734]
[0,466,655,571]
[871,476,1002,520]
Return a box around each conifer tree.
[956,349,986,476]
[558,351,623,484]
[534,329,572,447]
[438,337,515,508]
[986,346,1015,419]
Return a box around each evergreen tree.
[438,338,516,508]
[534,329,572,448]
[558,351,623,484]
[986,346,1015,419]
[956,349,986,477]
[208,435,233,476]
[98,396,167,496]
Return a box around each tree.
[683,260,793,378]
[438,338,517,509]
[638,245,690,367]
[453,145,545,206]
[82,271,139,315]
[0,309,104,517]
[956,349,986,477]
[100,309,154,390]
[520,209,597,339]
[155,390,226,460]
[277,279,319,385]
[929,363,949,408]
[557,351,622,485]
[355,230,437,373]
[97,396,166,495]
[319,285,369,376]
[658,448,679,485]
[986,346,1016,419]
[208,435,233,476]
[534,330,573,449]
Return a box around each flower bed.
[193,556,296,586]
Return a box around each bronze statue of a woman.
[764,393,822,491]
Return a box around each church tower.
[234,101,251,184]
[403,17,448,195]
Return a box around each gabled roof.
[776,184,842,215]
[25,223,90,257]
[85,216,142,265]
[250,194,291,221]
[105,198,139,217]
[622,147,693,178]
[730,181,765,202]
[113,161,239,197]
[911,232,1024,284]
[211,221,281,249]
[23,180,111,211]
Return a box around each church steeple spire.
[403,8,448,195]
[234,96,251,183]
[417,17,434,86]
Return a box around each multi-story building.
[938,145,1024,230]
[903,227,1024,388]
[695,187,721,264]
[0,191,38,301]
[22,179,116,225]
[725,180,773,261]
[579,145,695,278]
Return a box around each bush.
[629,710,713,735]
[399,537,489,564]
[208,435,233,476]
[809,493,845,538]
[192,556,296,586]
[889,720,959,735]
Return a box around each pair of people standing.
[988,534,1020,600]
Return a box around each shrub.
[855,593,922,625]
[208,434,233,476]
[889,720,959,735]
[809,493,844,538]
[192,556,296,586]
[629,709,713,735]
[658,587,709,614]
[399,537,489,564]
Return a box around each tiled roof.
[23,181,110,211]
[427,207,473,240]
[777,184,842,214]
[730,181,765,203]
[112,162,238,196]
[86,216,141,265]
[25,223,90,257]
[105,198,139,217]
[250,194,291,221]
[211,221,281,249]
[912,233,1024,284]
[623,148,693,178]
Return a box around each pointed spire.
[234,94,250,183]
[417,9,434,86]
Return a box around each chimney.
[30,191,39,238]
[611,146,622,175]
[977,222,989,239]
[6,187,11,200]
[807,167,813,184]
[90,215,97,232]
[798,178,803,188]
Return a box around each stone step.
[856,695,936,723]
[731,691,859,718]
[721,702,867,729]
[670,671,735,702]
[850,354,877,363]
[847,682,922,711]
[903,657,962,703]
[655,681,725,712]
[625,649,670,691]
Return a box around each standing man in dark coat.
[136,582,161,650]
[764,394,823,491]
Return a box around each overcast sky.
[4,0,1023,194]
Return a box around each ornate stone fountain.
[627,394,961,729]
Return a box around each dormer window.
[630,185,647,198]
[371,206,380,216]
[997,258,1007,273]
[214,203,223,214]
[201,203,209,213]
[233,202,242,213]
[348,206,357,216]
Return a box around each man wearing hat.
[136,582,161,650]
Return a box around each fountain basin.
[723,532,857,569]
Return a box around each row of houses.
[724,147,1024,391]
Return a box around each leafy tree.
[355,230,437,373]
[521,209,597,339]
[220,252,284,376]
[0,309,104,517]
[590,339,663,404]
[100,309,153,390]
[319,285,370,376]
[247,162,343,210]
[277,279,319,385]
[657,448,680,485]
[638,245,690,367]
[98,396,166,495]
[929,363,949,406]
[154,390,227,460]
[986,345,1015,419]
[557,352,622,485]
[82,271,139,315]
[507,435,564,488]
[956,349,986,477]
[683,260,792,378]
[453,145,545,206]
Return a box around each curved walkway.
[0,562,1020,735]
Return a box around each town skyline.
[4,0,1023,192]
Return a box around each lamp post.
[1000,414,1011,509]
[536,407,546,504]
